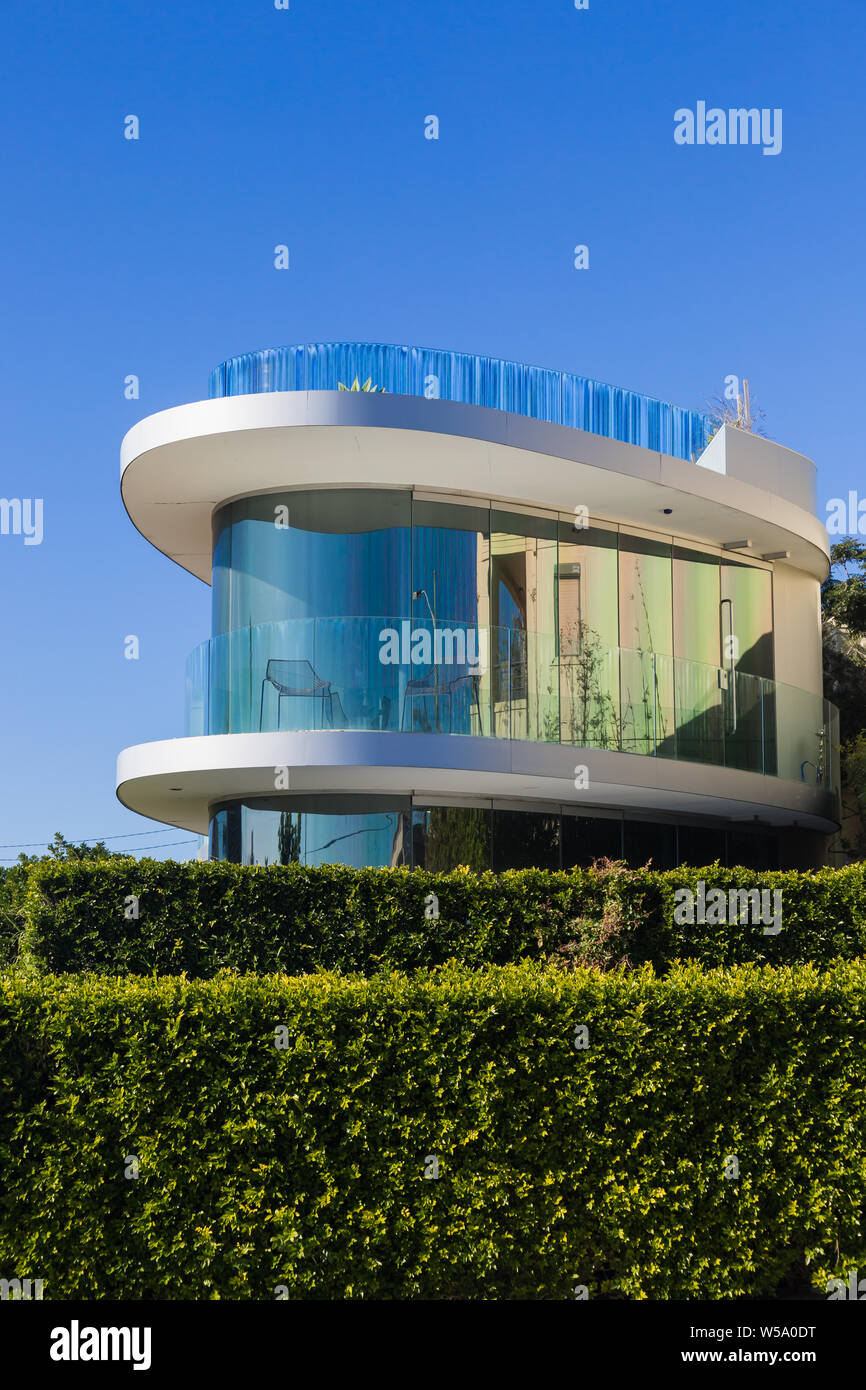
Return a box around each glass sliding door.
[673,546,723,764]
[490,510,558,741]
[721,561,774,773]
[556,523,619,748]
[411,499,490,736]
[618,534,674,755]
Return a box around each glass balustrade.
[184,617,838,791]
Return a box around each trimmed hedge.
[11,858,866,978]
[1,962,864,1299]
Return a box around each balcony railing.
[184,617,840,791]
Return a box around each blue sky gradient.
[1,0,863,858]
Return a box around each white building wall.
[773,562,823,696]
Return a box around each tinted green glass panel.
[555,524,620,748]
[619,535,674,755]
[671,549,724,764]
[556,524,618,653]
[618,534,672,655]
[673,547,720,667]
[721,561,773,678]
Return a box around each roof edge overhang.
[120,393,829,583]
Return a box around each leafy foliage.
[821,542,866,855]
[822,540,866,638]
[11,857,866,978]
[1,962,863,1299]
[337,377,385,392]
[0,835,132,968]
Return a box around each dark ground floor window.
[209,798,803,871]
[491,810,560,872]
[726,830,779,871]
[562,815,623,867]
[623,820,677,870]
[677,824,727,868]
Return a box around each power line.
[129,840,199,850]
[0,829,201,850]
[0,837,200,863]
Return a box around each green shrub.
[652,864,866,966]
[13,858,866,979]
[0,866,30,967]
[1,962,863,1299]
[17,858,608,977]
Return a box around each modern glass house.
[117,343,840,870]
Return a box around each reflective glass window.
[207,801,786,873]
[673,547,723,764]
[721,562,774,773]
[211,490,412,635]
[490,511,558,740]
[721,562,773,679]
[210,797,409,868]
[619,535,673,755]
[410,806,490,872]
[726,830,779,871]
[556,524,619,748]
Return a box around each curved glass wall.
[191,489,838,791]
[210,796,406,870]
[212,490,776,674]
[208,798,791,872]
[212,490,412,635]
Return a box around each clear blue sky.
[1,0,863,861]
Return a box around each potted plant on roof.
[338,377,386,392]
